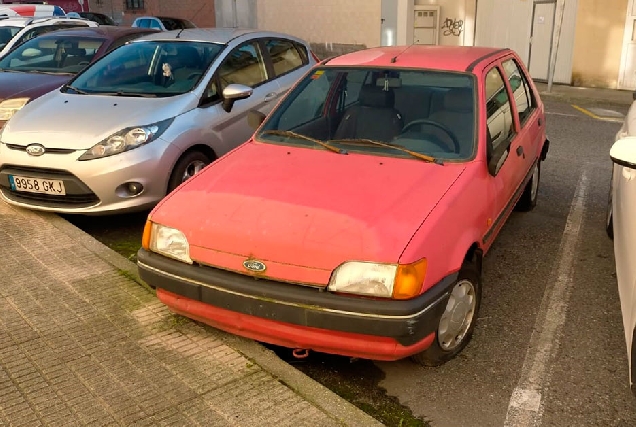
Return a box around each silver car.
[0,28,318,214]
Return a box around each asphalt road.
[376,99,636,427]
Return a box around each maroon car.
[0,26,158,127]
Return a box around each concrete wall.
[418,0,475,46]
[475,0,578,85]
[215,0,257,28]
[571,0,628,88]
[397,0,476,46]
[255,0,382,58]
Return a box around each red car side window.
[485,66,515,152]
[501,58,536,126]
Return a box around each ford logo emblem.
[25,144,45,157]
[243,259,267,273]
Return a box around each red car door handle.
[538,117,543,126]
[516,146,524,157]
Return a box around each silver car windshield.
[66,41,225,97]
[0,36,105,75]
[257,67,477,161]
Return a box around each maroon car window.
[0,35,106,74]
[13,23,89,48]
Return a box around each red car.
[137,46,549,366]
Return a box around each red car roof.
[325,45,509,73]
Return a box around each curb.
[44,211,384,427]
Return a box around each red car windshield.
[257,67,477,161]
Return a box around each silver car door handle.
[264,92,277,101]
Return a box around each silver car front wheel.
[167,150,212,193]
[181,160,207,183]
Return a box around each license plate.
[8,175,66,195]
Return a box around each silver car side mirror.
[222,84,253,113]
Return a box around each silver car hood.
[1,89,197,149]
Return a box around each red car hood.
[152,142,466,282]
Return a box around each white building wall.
[397,0,477,47]
[553,0,578,83]
[475,0,577,84]
[256,0,382,51]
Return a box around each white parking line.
[504,170,589,427]
[546,112,578,117]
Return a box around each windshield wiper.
[20,70,58,75]
[110,91,158,98]
[260,130,346,155]
[92,91,158,98]
[39,70,74,75]
[87,91,157,98]
[61,84,88,95]
[2,69,69,75]
[330,138,443,164]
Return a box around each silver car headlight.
[148,223,192,264]
[0,97,29,121]
[327,259,427,299]
[78,117,173,161]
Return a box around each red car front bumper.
[158,288,436,361]
[138,249,454,361]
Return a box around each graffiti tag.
[442,18,463,37]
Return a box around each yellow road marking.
[571,104,624,123]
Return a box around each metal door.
[528,1,556,81]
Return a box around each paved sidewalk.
[535,81,634,106]
[0,201,383,427]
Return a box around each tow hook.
[292,348,310,359]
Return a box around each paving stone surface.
[0,202,345,426]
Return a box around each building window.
[125,0,144,10]
[95,0,103,5]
